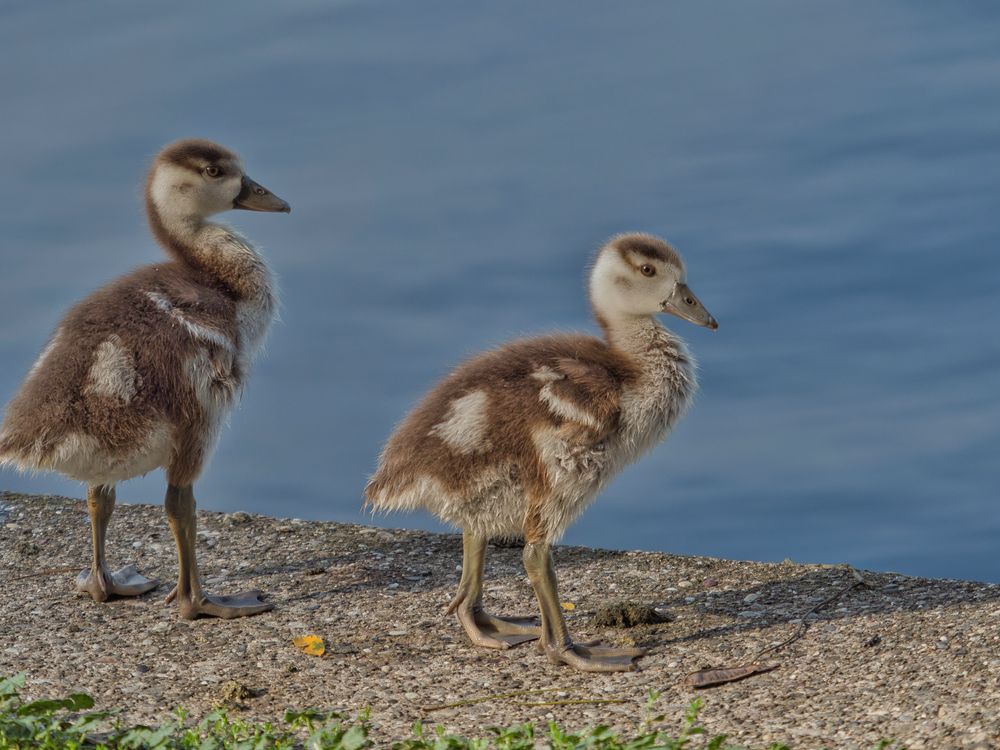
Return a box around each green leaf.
[0,673,26,698]
[66,693,95,711]
[340,723,371,750]
[17,698,72,716]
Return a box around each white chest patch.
[615,338,697,465]
[186,348,238,414]
[84,335,138,403]
[220,231,277,369]
[183,347,238,466]
[430,389,492,454]
[234,295,274,367]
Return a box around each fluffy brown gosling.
[0,139,290,620]
[366,233,718,672]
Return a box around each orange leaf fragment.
[561,601,575,611]
[293,634,326,657]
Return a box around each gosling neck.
[146,197,271,303]
[596,309,685,359]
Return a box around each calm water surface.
[1,2,998,581]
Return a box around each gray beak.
[660,283,718,330]
[233,175,291,213]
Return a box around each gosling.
[0,139,289,619]
[366,233,718,672]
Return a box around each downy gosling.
[366,233,717,672]
[0,139,289,619]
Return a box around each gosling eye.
[204,165,222,178]
[639,264,656,277]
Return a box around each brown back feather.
[365,333,638,505]
[0,262,239,481]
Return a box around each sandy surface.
[1,491,998,748]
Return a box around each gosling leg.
[163,484,271,619]
[75,484,159,601]
[523,541,644,672]
[448,531,540,648]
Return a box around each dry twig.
[683,567,869,689]
[421,689,558,712]
[4,566,82,582]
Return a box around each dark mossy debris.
[592,601,671,628]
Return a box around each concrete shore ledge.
[1,491,997,748]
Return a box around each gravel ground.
[1,491,998,748]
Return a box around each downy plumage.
[366,233,718,672]
[0,138,290,619]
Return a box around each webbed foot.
[76,564,159,602]
[544,640,645,673]
[165,586,273,620]
[456,605,541,649]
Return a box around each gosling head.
[590,233,718,330]
[147,138,290,222]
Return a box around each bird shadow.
[548,550,1000,654]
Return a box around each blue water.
[1,1,998,582]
